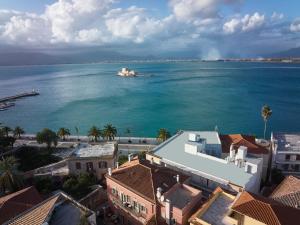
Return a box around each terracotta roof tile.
[232,191,300,225]
[0,186,43,224]
[108,158,189,202]
[7,195,60,225]
[270,175,300,208]
[220,134,269,154]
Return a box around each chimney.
[116,162,119,169]
[176,174,180,183]
[165,199,171,225]
[128,153,133,162]
[108,168,112,176]
[156,187,162,199]
[230,144,235,160]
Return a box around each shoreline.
[1,58,300,68]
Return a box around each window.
[86,162,93,172]
[99,161,108,169]
[112,188,117,195]
[283,164,289,170]
[140,204,147,214]
[286,155,291,160]
[75,162,81,170]
[297,155,300,161]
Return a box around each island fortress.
[147,131,264,194]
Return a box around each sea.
[1,61,300,138]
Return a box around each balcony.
[110,195,147,224]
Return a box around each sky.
[0,0,299,58]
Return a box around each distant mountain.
[0,48,157,66]
[267,47,300,58]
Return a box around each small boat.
[117,68,137,77]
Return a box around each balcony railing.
[110,195,147,223]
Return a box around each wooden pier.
[0,91,39,103]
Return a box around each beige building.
[67,142,118,179]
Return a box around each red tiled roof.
[232,191,300,225]
[220,134,269,154]
[270,175,300,208]
[0,186,43,224]
[107,158,189,203]
[7,195,60,225]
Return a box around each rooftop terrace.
[72,142,116,158]
[190,187,236,225]
[164,184,201,209]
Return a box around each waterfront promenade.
[2,134,158,157]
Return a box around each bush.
[118,155,128,165]
[15,147,60,172]
[62,173,97,199]
[34,176,55,194]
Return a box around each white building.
[271,132,300,175]
[147,131,263,194]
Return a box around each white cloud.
[1,13,50,44]
[105,6,164,43]
[223,12,265,34]
[223,18,240,33]
[169,0,219,22]
[241,13,265,31]
[271,12,284,21]
[0,0,297,58]
[76,28,103,43]
[290,18,300,32]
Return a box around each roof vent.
[188,133,200,142]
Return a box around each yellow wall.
[243,215,266,225]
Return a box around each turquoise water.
[1,61,300,137]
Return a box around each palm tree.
[103,124,117,141]
[0,156,23,193]
[125,128,131,143]
[75,126,80,141]
[261,105,272,139]
[13,126,25,138]
[88,126,101,142]
[157,128,171,142]
[1,126,12,137]
[36,128,58,150]
[57,128,70,141]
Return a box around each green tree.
[1,126,12,137]
[103,124,117,141]
[261,105,272,139]
[157,128,171,142]
[0,156,23,193]
[36,128,58,150]
[88,126,101,142]
[63,173,97,199]
[57,127,70,141]
[79,215,90,225]
[13,126,25,138]
[0,136,16,149]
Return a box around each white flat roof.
[73,143,116,158]
[153,131,261,188]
